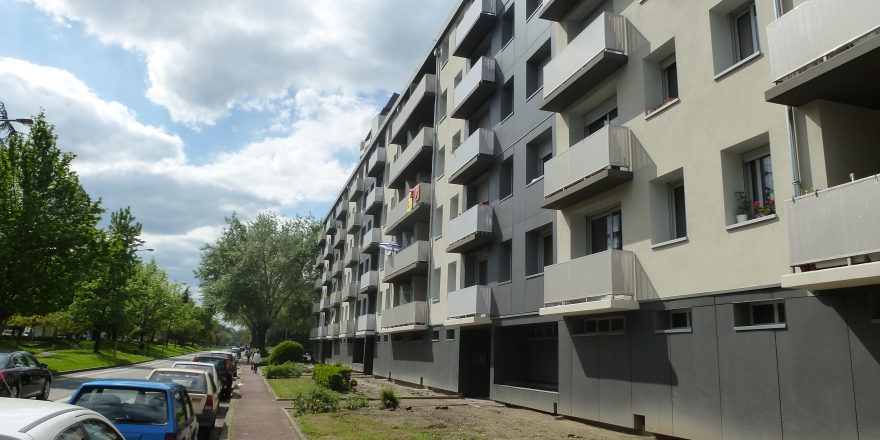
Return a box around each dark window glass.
[585,320,597,333]
[597,319,610,332]
[610,318,625,332]
[670,311,690,329]
[673,184,687,239]
[751,304,777,325]
[543,234,553,267]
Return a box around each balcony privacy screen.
[385,241,429,276]
[544,125,632,198]
[447,285,492,319]
[453,57,496,110]
[448,204,494,245]
[544,249,635,305]
[357,314,377,331]
[455,0,495,49]
[382,301,427,328]
[450,129,495,177]
[785,176,880,267]
[543,12,626,98]
[767,0,880,81]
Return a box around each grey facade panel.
[629,311,674,436]
[557,320,573,416]
[598,334,633,428]
[775,295,858,440]
[569,335,601,421]
[670,305,722,440]
[845,291,880,438]
[524,274,544,313]
[715,303,783,440]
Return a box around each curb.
[54,351,200,376]
[281,407,307,440]
[260,373,288,401]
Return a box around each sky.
[2,0,457,300]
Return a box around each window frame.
[660,55,679,102]
[588,208,623,255]
[742,147,774,218]
[668,179,687,239]
[731,2,760,63]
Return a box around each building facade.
[311,0,880,438]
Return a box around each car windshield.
[149,371,207,394]
[175,364,212,374]
[193,357,225,369]
[72,386,168,425]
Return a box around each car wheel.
[37,380,51,400]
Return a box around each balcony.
[361,227,382,254]
[311,302,321,315]
[333,232,345,249]
[330,291,342,307]
[347,212,362,235]
[349,177,364,201]
[344,246,360,268]
[356,314,377,335]
[319,298,330,311]
[359,270,379,294]
[385,183,432,236]
[341,320,354,338]
[445,285,492,327]
[335,198,349,220]
[314,254,325,271]
[541,125,633,210]
[367,147,386,177]
[390,74,437,145]
[540,13,628,112]
[388,127,434,189]
[309,327,320,339]
[538,0,581,21]
[313,279,323,293]
[451,57,496,120]
[316,235,326,248]
[324,219,336,235]
[380,301,427,333]
[384,241,430,283]
[331,261,344,279]
[322,244,334,260]
[330,322,341,338]
[781,176,880,290]
[539,249,639,316]
[321,271,332,286]
[765,0,880,109]
[344,282,359,302]
[447,204,494,253]
[449,129,495,185]
[363,186,384,215]
[453,0,496,58]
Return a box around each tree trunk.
[253,325,270,352]
[93,326,102,353]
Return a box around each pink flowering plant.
[753,192,775,217]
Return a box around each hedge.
[263,361,305,379]
[313,364,353,391]
[268,341,304,365]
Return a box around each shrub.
[264,361,305,379]
[268,341,304,365]
[343,394,369,410]
[313,364,353,392]
[292,386,340,416]
[379,388,400,410]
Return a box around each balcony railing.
[388,127,434,189]
[330,322,340,337]
[330,291,341,307]
[363,186,384,215]
[343,320,356,337]
[344,282,359,301]
[349,177,364,201]
[321,271,332,286]
[316,235,326,248]
[381,301,427,331]
[367,147,386,177]
[359,270,379,294]
[446,285,492,325]
[309,327,320,339]
[322,244,333,260]
[451,57,496,120]
[538,0,579,21]
[312,302,321,315]
[540,249,638,316]
[542,125,633,210]
[318,298,330,311]
[447,204,494,253]
[453,0,496,57]
[384,241,430,283]
[321,325,330,338]
[361,227,381,253]
[390,74,437,145]
[335,198,349,220]
[314,254,325,271]
[324,218,336,234]
[333,227,345,249]
[345,246,360,268]
[357,314,377,333]
[331,261,344,279]
[385,183,432,236]
[449,129,495,185]
[767,0,880,82]
[541,12,628,112]
[347,212,362,235]
[313,279,323,293]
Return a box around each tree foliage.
[0,112,103,322]
[197,212,320,351]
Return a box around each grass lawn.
[296,410,449,440]
[0,339,206,373]
[267,377,316,399]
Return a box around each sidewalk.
[232,366,299,439]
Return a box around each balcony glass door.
[589,209,622,254]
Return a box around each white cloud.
[24,0,456,126]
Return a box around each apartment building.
[310,0,880,438]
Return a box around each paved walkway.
[232,366,298,439]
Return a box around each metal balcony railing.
[543,125,632,198]
[449,129,495,184]
[381,301,427,329]
[357,314,377,332]
[446,285,492,320]
[543,249,635,306]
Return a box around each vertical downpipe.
[774,0,802,196]
[427,46,441,319]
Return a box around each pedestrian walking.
[251,349,262,373]
[245,348,251,363]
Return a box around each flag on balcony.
[378,242,401,254]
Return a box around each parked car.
[171,361,220,392]
[0,349,52,399]
[191,354,233,398]
[207,351,238,377]
[0,399,125,440]
[148,368,219,436]
[228,347,241,359]
[69,379,199,440]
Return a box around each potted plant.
[735,191,750,223]
[753,193,776,218]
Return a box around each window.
[751,301,785,326]
[542,234,554,267]
[871,293,880,323]
[501,6,515,48]
[392,334,404,342]
[530,324,558,338]
[742,147,774,218]
[431,267,441,301]
[446,329,456,341]
[670,310,692,329]
[175,391,189,425]
[500,156,513,199]
[586,108,618,136]
[572,316,626,335]
[434,205,443,238]
[526,40,550,97]
[660,55,678,102]
[450,195,459,219]
[501,77,514,121]
[526,0,542,19]
[439,36,450,66]
[526,129,553,184]
[411,333,424,342]
[383,335,389,343]
[438,90,448,121]
[436,146,446,178]
[432,330,440,341]
[668,180,687,239]
[589,210,622,254]
[447,262,457,293]
[498,240,512,282]
[731,3,759,62]
[655,309,693,333]
[56,424,88,440]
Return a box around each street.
[50,354,239,439]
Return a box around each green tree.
[125,259,177,355]
[0,112,104,323]
[197,212,320,351]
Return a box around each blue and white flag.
[378,242,401,254]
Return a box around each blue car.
[68,379,199,440]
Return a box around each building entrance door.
[458,328,491,398]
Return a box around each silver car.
[0,399,125,440]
